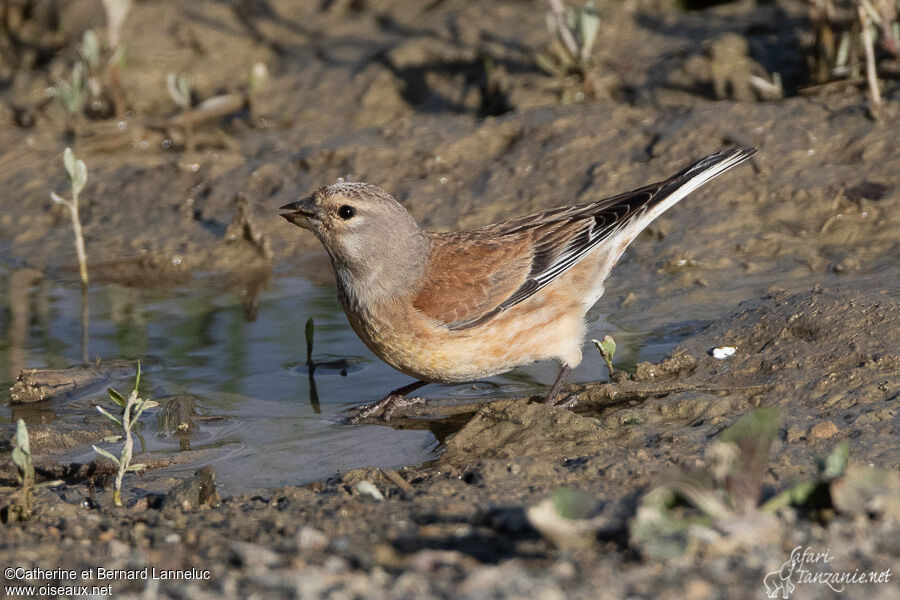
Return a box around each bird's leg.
[351,380,429,422]
[542,365,574,407]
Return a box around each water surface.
[0,265,682,494]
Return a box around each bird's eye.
[338,205,356,220]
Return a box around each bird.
[280,147,756,420]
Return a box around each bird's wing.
[414,148,756,330]
[412,233,533,329]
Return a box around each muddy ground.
[1,0,898,598]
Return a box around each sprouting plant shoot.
[249,62,270,98]
[167,73,194,148]
[248,62,270,122]
[591,335,616,378]
[92,363,158,506]
[10,420,62,521]
[49,62,88,133]
[81,30,102,72]
[50,148,89,287]
[11,419,35,519]
[102,0,132,53]
[537,0,600,80]
[167,73,192,110]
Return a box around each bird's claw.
[349,395,426,423]
[550,394,578,409]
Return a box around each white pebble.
[354,481,384,501]
[711,346,736,360]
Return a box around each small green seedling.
[248,62,269,122]
[10,420,62,521]
[49,62,88,134]
[167,73,194,148]
[591,335,616,378]
[249,62,269,97]
[50,147,89,287]
[92,363,158,506]
[167,73,192,110]
[537,0,600,81]
[102,0,132,52]
[11,419,35,519]
[81,30,102,71]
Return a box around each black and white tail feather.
[449,147,756,330]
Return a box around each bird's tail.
[645,147,757,219]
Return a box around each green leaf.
[107,387,126,408]
[823,442,849,479]
[126,463,147,472]
[551,488,594,520]
[598,335,615,362]
[578,2,600,62]
[96,405,122,426]
[760,481,819,513]
[92,445,121,465]
[81,30,101,68]
[15,419,31,455]
[591,335,616,377]
[63,147,76,180]
[72,159,88,195]
[177,76,191,103]
[12,447,27,470]
[134,361,141,391]
[166,73,191,108]
[249,62,269,96]
[50,191,68,205]
[102,435,123,443]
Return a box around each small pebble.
[710,346,736,359]
[354,480,384,501]
[810,420,838,440]
[297,526,329,552]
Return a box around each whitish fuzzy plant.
[167,73,192,110]
[249,62,269,98]
[102,0,132,52]
[92,363,158,506]
[49,62,88,131]
[50,148,89,286]
[807,0,900,113]
[10,420,62,520]
[81,30,102,71]
[11,419,36,519]
[537,0,601,79]
[167,73,194,148]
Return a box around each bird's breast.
[335,278,588,383]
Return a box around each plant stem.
[114,389,137,507]
[858,3,882,114]
[80,283,89,363]
[69,188,89,286]
[547,0,578,58]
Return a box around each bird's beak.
[279,195,318,230]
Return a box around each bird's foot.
[349,394,426,423]
[550,394,578,409]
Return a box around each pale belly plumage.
[336,260,604,383]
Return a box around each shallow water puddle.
[0,268,683,494]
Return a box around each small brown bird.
[280,147,755,419]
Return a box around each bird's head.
[280,182,427,286]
